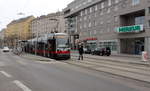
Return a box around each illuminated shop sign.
[116,25,143,33]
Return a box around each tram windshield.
[56,37,69,48]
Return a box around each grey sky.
[0,0,73,30]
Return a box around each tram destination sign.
[116,25,143,33]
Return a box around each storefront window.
[99,41,117,51]
[132,0,140,6]
[135,16,144,25]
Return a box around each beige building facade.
[31,12,66,38]
[0,29,5,48]
[5,16,34,47]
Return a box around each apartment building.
[5,16,34,47]
[64,0,150,55]
[0,29,5,48]
[31,12,66,38]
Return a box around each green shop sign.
[116,25,143,33]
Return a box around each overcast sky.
[0,0,74,30]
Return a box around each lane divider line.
[13,80,32,91]
[0,71,12,78]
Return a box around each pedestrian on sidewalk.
[78,42,84,60]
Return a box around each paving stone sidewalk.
[71,52,150,66]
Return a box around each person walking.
[78,43,84,60]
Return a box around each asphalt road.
[0,50,150,91]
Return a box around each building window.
[85,9,87,15]
[108,0,112,6]
[148,20,150,27]
[80,25,82,29]
[94,20,97,26]
[90,7,93,13]
[80,12,83,16]
[84,16,87,21]
[115,0,119,3]
[114,16,118,22]
[80,18,82,22]
[135,16,145,25]
[148,7,150,14]
[89,22,91,27]
[101,2,104,9]
[99,41,117,51]
[132,0,140,6]
[95,5,98,11]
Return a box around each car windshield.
[4,47,9,49]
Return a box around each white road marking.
[13,80,32,91]
[0,71,12,78]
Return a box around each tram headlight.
[57,48,63,51]
[57,48,61,51]
[64,48,70,51]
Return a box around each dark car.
[105,47,111,56]
[83,48,91,54]
[91,47,111,56]
[91,47,101,55]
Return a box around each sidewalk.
[71,51,150,66]
[68,53,150,83]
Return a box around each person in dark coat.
[78,43,84,60]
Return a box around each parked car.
[83,48,91,54]
[105,47,111,56]
[2,47,10,52]
[91,47,111,56]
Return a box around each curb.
[72,55,150,66]
[64,60,150,84]
[19,54,53,62]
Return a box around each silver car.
[3,47,10,52]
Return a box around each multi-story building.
[31,12,66,38]
[64,0,150,56]
[5,16,34,47]
[0,29,5,48]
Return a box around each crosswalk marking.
[0,71,12,78]
[13,80,32,91]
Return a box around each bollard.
[142,51,148,61]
